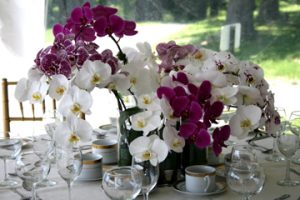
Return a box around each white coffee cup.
[77,152,103,181]
[92,139,117,164]
[185,165,216,193]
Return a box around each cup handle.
[204,176,211,192]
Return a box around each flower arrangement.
[15,2,280,164]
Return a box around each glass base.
[292,157,300,165]
[38,179,57,187]
[0,179,19,188]
[266,153,285,162]
[277,179,300,186]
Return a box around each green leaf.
[118,106,143,129]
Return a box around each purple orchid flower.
[212,125,230,156]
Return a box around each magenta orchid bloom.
[212,125,230,156]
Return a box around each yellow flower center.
[217,64,225,72]
[68,133,80,143]
[137,119,146,129]
[107,83,116,90]
[143,96,152,105]
[123,96,130,103]
[130,77,137,85]
[71,103,81,114]
[172,138,182,148]
[91,74,101,85]
[240,119,252,128]
[194,51,204,60]
[32,92,42,101]
[55,86,66,95]
[142,150,152,160]
[218,95,229,104]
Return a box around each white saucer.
[173,180,226,196]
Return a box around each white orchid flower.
[122,48,156,95]
[28,67,44,82]
[236,86,261,106]
[15,78,30,102]
[49,74,69,100]
[163,125,185,153]
[239,61,264,86]
[27,77,49,104]
[129,135,169,165]
[58,85,93,117]
[136,42,158,68]
[194,71,227,88]
[160,99,178,123]
[54,115,92,147]
[74,60,112,91]
[211,86,238,105]
[229,105,262,139]
[137,93,161,111]
[131,110,161,136]
[106,73,131,94]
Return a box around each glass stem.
[285,158,291,181]
[67,180,72,200]
[143,192,149,200]
[3,158,7,181]
[242,194,251,200]
[32,182,37,200]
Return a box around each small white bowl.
[92,139,117,164]
[77,152,103,181]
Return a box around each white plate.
[173,180,226,196]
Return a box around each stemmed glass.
[227,161,265,200]
[288,110,300,164]
[277,130,300,186]
[32,134,56,187]
[15,151,51,200]
[102,166,142,200]
[56,146,83,200]
[0,137,22,188]
[131,152,159,200]
[43,110,61,139]
[231,145,257,163]
[266,107,286,162]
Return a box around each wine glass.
[288,110,300,164]
[277,130,300,186]
[102,166,142,200]
[231,145,257,163]
[15,151,51,200]
[266,107,286,162]
[0,137,22,188]
[131,152,159,200]
[227,161,265,200]
[56,146,83,200]
[32,134,56,187]
[43,110,61,139]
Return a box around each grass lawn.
[167,2,300,81]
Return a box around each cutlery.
[274,194,290,200]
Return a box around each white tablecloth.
[1,137,300,200]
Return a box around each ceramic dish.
[173,180,226,196]
[77,152,103,181]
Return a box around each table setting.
[2,1,300,200]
